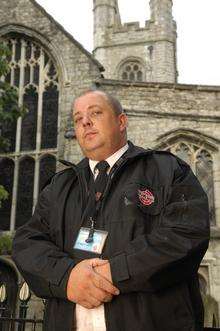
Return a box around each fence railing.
[0,282,44,331]
[0,316,43,331]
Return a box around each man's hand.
[93,259,112,283]
[67,259,119,309]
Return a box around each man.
[12,90,210,331]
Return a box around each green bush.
[0,185,9,208]
[0,234,12,255]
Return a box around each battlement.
[114,20,152,33]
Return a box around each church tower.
[149,0,177,83]
[93,0,121,49]
[93,0,177,83]
[150,0,173,25]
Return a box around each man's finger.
[92,272,120,295]
[89,258,109,268]
[82,295,102,308]
[88,286,113,302]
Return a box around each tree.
[0,40,25,207]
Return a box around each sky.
[35,0,220,86]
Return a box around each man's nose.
[82,114,92,126]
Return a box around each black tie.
[94,160,109,201]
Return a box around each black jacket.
[12,143,210,331]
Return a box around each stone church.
[0,0,219,328]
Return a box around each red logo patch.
[138,189,155,206]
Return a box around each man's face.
[73,92,127,160]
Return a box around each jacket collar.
[59,141,152,171]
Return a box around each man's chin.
[82,142,103,153]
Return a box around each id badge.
[74,227,108,254]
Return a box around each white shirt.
[75,143,129,331]
[89,143,129,178]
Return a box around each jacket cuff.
[109,253,130,284]
[49,261,75,299]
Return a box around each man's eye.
[91,110,102,117]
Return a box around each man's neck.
[89,143,129,175]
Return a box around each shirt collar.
[89,143,129,176]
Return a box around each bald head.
[74,90,124,117]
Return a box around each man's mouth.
[84,131,98,139]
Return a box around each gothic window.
[16,157,35,229]
[39,155,56,192]
[3,33,59,152]
[120,60,144,82]
[168,141,215,225]
[0,33,59,230]
[0,158,14,230]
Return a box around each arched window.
[0,32,59,230]
[119,60,144,82]
[3,33,59,152]
[167,141,215,225]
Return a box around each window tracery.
[0,33,59,230]
[120,60,144,82]
[167,141,215,225]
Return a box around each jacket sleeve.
[109,155,210,293]
[12,182,75,300]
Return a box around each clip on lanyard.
[85,217,95,243]
[85,197,102,243]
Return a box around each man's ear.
[118,113,128,132]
